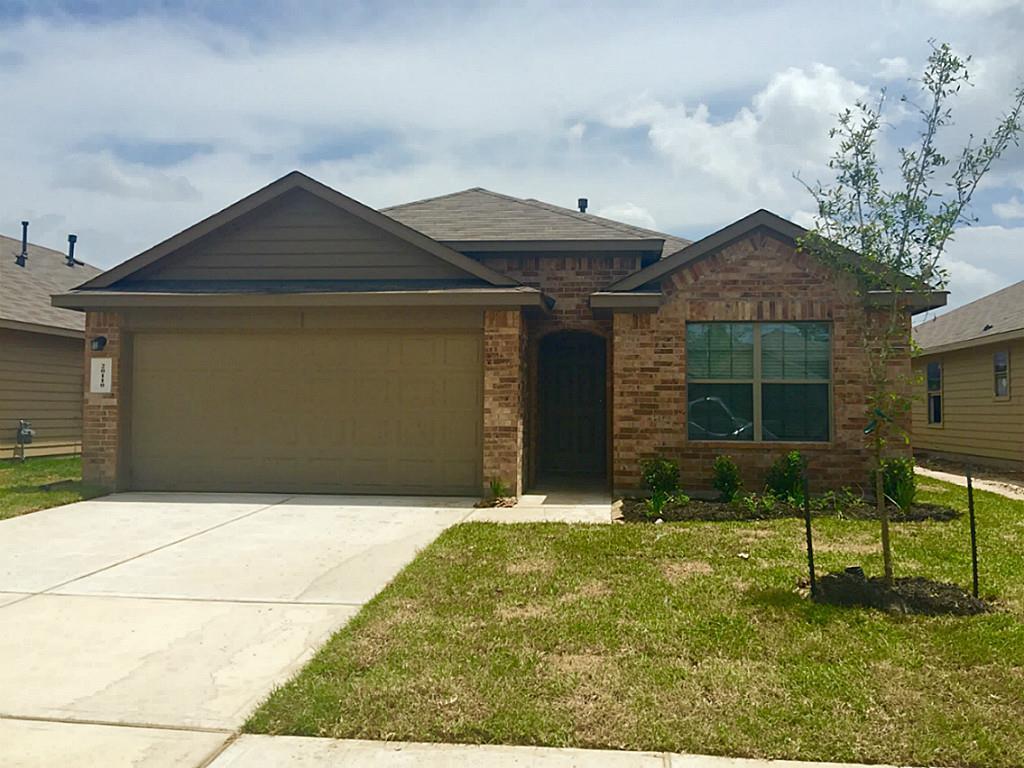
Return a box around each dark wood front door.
[538,331,607,476]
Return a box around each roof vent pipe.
[577,198,588,213]
[16,221,28,267]
[66,234,77,267]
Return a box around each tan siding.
[0,328,84,457]
[133,189,470,283]
[911,340,1024,464]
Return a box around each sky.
[1,0,1022,314]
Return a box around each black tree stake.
[966,466,979,599]
[803,473,816,597]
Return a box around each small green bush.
[488,477,511,499]
[712,455,742,502]
[764,450,807,504]
[877,457,917,512]
[640,457,680,496]
[643,489,690,520]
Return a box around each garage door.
[129,331,482,494]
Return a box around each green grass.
[0,456,105,520]
[246,479,1024,767]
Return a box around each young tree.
[799,42,1024,583]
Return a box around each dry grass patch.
[506,556,554,576]
[661,560,714,582]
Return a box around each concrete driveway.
[0,492,475,767]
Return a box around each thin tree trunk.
[875,437,893,584]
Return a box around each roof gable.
[607,209,804,291]
[914,280,1024,352]
[80,172,517,291]
[383,188,688,256]
[0,234,101,335]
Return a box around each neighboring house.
[53,172,943,495]
[2,228,101,458]
[912,281,1024,470]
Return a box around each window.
[994,351,1010,399]
[926,361,942,424]
[686,322,831,442]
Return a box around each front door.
[537,331,607,476]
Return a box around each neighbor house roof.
[914,280,1024,354]
[383,188,690,256]
[0,233,101,336]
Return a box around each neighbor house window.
[994,351,1010,398]
[926,361,943,424]
[686,322,831,442]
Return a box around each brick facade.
[482,253,638,486]
[82,311,125,489]
[78,235,909,499]
[610,230,911,495]
[482,309,526,495]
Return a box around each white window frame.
[994,350,1011,401]
[926,360,943,426]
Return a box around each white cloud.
[993,195,1024,220]
[938,224,1024,311]
[601,64,867,212]
[0,0,1021,290]
[923,0,1024,15]
[876,56,910,80]
[594,202,658,229]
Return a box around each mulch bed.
[813,568,989,615]
[474,497,517,509]
[619,498,959,523]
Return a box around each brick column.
[82,311,125,490]
[482,309,525,496]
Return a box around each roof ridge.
[381,187,498,212]
[521,197,686,244]
[919,279,1024,325]
[515,196,668,241]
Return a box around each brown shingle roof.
[914,281,1024,351]
[382,188,690,257]
[0,233,101,334]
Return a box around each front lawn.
[247,479,1024,767]
[0,456,105,520]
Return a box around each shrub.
[642,489,690,520]
[640,457,680,497]
[712,455,742,502]
[764,450,807,504]
[488,477,511,499]
[877,457,917,512]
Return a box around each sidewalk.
[208,735,908,768]
[916,466,1024,501]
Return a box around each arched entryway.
[537,331,607,479]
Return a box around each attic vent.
[577,197,588,213]
[66,234,78,267]
[16,220,28,267]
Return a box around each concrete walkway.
[465,481,613,524]
[209,735,904,768]
[916,466,1024,501]
[0,493,476,766]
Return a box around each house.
[2,226,101,458]
[912,281,1024,471]
[52,171,943,496]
